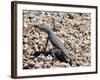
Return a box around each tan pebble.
[34,45,39,51]
[84,40,90,44]
[35,62,44,68]
[34,58,38,62]
[44,63,52,68]
[53,61,70,67]
[23,56,28,61]
[27,60,35,67]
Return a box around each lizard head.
[33,23,52,34]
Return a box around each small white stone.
[46,55,53,61]
[23,38,29,43]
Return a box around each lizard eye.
[34,24,39,28]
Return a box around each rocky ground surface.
[23,10,91,69]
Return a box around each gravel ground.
[23,10,91,69]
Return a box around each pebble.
[43,63,52,68]
[34,62,44,69]
[23,63,29,69]
[46,55,53,61]
[27,60,35,67]
[53,61,70,67]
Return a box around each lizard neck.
[47,30,53,35]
